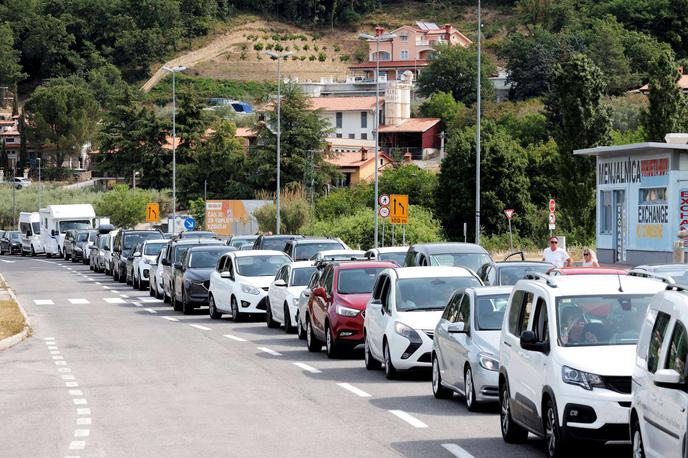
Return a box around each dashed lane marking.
[68,299,90,305]
[337,383,372,398]
[68,441,85,451]
[189,324,211,331]
[144,308,157,314]
[223,334,247,342]
[68,390,84,396]
[389,410,428,428]
[257,347,282,356]
[74,430,90,438]
[76,408,91,415]
[73,399,88,405]
[162,316,179,322]
[76,418,91,425]
[0,259,16,263]
[103,298,125,304]
[292,362,322,374]
[34,300,55,305]
[441,444,476,458]
[139,297,162,303]
[65,382,79,388]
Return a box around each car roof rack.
[523,271,558,288]
[629,270,676,285]
[665,282,688,291]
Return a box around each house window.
[400,50,409,60]
[639,187,667,204]
[400,33,408,42]
[361,133,368,140]
[336,133,342,139]
[361,112,367,128]
[600,190,612,234]
[348,134,355,139]
[335,112,342,128]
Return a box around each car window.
[665,321,688,379]
[189,250,225,268]
[143,242,166,256]
[124,233,161,252]
[291,267,317,287]
[648,311,672,373]
[380,277,391,313]
[293,242,344,260]
[394,276,482,312]
[499,265,551,285]
[337,267,386,295]
[404,249,416,266]
[262,238,290,251]
[274,266,285,281]
[429,253,493,272]
[517,292,534,336]
[32,222,40,234]
[378,251,407,266]
[307,271,320,289]
[475,294,509,330]
[487,265,497,285]
[533,297,549,342]
[323,267,334,295]
[443,293,461,323]
[508,290,525,335]
[235,255,291,277]
[457,294,470,330]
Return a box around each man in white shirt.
[543,236,571,268]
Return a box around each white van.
[39,204,96,257]
[18,212,43,256]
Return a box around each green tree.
[188,197,206,229]
[24,78,99,168]
[254,187,310,234]
[417,44,496,106]
[93,184,170,228]
[418,91,466,125]
[379,165,437,209]
[0,22,26,87]
[643,50,688,141]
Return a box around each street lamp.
[37,157,42,209]
[359,30,396,248]
[475,0,482,245]
[162,65,186,235]
[265,51,293,235]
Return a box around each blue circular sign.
[183,217,197,231]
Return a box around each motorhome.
[18,212,43,256]
[39,204,96,257]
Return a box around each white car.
[12,177,31,189]
[310,249,365,262]
[150,249,167,299]
[103,229,119,275]
[364,247,409,266]
[132,239,167,291]
[432,286,512,410]
[364,266,483,379]
[630,284,688,458]
[267,261,318,333]
[297,269,322,340]
[208,250,292,321]
[498,273,667,458]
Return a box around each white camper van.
[18,212,43,256]
[39,204,96,257]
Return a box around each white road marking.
[140,297,161,303]
[76,408,91,415]
[62,375,75,381]
[95,282,101,285]
[48,346,58,350]
[66,268,72,270]
[337,383,372,398]
[52,355,64,360]
[68,441,86,450]
[162,316,179,322]
[119,294,129,298]
[189,324,211,331]
[389,410,429,428]
[68,390,84,396]
[0,259,16,263]
[73,399,88,405]
[76,418,91,425]
[34,300,54,305]
[257,347,282,356]
[58,368,72,373]
[145,308,157,314]
[104,297,125,304]
[43,337,55,340]
[223,334,247,342]
[50,351,61,355]
[132,302,142,307]
[55,361,67,366]
[102,286,111,289]
[68,299,90,304]
[292,362,322,374]
[65,382,79,388]
[442,444,476,458]
[74,430,90,438]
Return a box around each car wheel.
[432,355,452,399]
[173,287,182,312]
[182,289,193,315]
[83,257,88,265]
[631,417,645,458]
[284,304,294,333]
[384,341,397,380]
[138,276,146,291]
[71,254,77,263]
[364,333,381,370]
[126,271,132,285]
[500,381,529,443]
[20,248,26,257]
[325,323,339,358]
[306,317,322,352]
[156,283,164,300]
[231,296,242,322]
[209,295,222,320]
[266,300,279,328]
[465,366,478,411]
[544,399,569,458]
[296,315,306,340]
[119,269,126,284]
[163,287,170,304]
[149,281,156,297]
[31,246,36,257]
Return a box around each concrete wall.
[322,110,376,140]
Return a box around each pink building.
[349,22,472,81]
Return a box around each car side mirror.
[220,271,231,279]
[51,230,58,236]
[520,330,549,353]
[654,369,686,390]
[312,287,326,299]
[448,322,467,334]
[133,252,141,257]
[173,262,182,270]
[161,258,169,266]
[274,279,287,287]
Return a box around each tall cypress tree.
[643,50,688,141]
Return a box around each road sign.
[390,194,408,225]
[146,203,159,223]
[549,223,556,230]
[504,209,515,220]
[379,207,390,218]
[183,216,197,231]
[379,194,390,207]
[549,199,556,213]
[548,212,556,224]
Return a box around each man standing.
[543,236,571,268]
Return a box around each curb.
[0,273,31,351]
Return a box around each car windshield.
[9,232,19,240]
[291,267,318,286]
[378,252,407,266]
[230,237,256,248]
[430,253,492,272]
[59,220,91,232]
[77,232,89,242]
[236,255,291,277]
[293,242,344,260]
[181,231,215,239]
[124,233,161,251]
[32,222,40,234]
[557,294,654,347]
[144,242,166,256]
[499,264,551,285]
[475,294,510,330]
[189,250,225,268]
[337,267,386,295]
[99,237,109,249]
[262,238,290,251]
[395,276,482,311]
[88,231,96,241]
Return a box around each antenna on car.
[617,273,624,292]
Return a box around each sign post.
[548,199,556,234]
[146,203,160,223]
[504,209,515,252]
[379,194,390,247]
[390,194,409,246]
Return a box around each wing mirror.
[161,258,170,266]
[51,229,58,236]
[173,262,182,270]
[654,369,687,390]
[273,279,287,287]
[448,322,467,334]
[520,330,549,353]
[220,271,231,279]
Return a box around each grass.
[0,297,25,340]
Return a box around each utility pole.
[37,158,42,209]
[475,0,482,245]
[162,66,186,235]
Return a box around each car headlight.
[336,304,360,317]
[240,283,261,295]
[562,365,603,391]
[394,322,422,343]
[292,297,299,306]
[479,353,500,371]
[142,258,151,265]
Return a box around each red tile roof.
[235,127,256,138]
[378,118,441,133]
[308,96,378,112]
[326,150,392,168]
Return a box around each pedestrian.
[542,236,571,268]
[581,248,600,267]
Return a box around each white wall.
[321,110,378,140]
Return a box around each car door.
[210,255,226,310]
[366,274,388,359]
[519,295,549,431]
[435,291,461,387]
[271,266,287,322]
[451,293,473,390]
[311,266,333,339]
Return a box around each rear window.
[189,250,225,268]
[293,242,344,260]
[124,232,161,251]
[262,238,290,251]
[430,253,492,272]
[378,251,407,266]
[499,264,551,285]
[144,242,166,256]
[395,276,482,311]
[291,267,318,287]
[336,267,386,295]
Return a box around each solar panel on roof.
[416,21,439,30]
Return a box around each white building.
[308,96,383,141]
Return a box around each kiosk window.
[639,187,667,204]
[600,191,612,234]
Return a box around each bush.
[240,51,247,60]
[309,55,316,61]
[334,45,341,52]
[303,44,309,51]
[254,187,309,234]
[299,56,306,61]
[253,42,264,51]
[339,55,349,62]
[318,52,327,62]
[266,43,274,50]
[354,44,368,63]
[274,43,283,52]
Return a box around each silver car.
[431,286,511,411]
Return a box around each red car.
[548,267,628,276]
[304,260,396,358]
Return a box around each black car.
[0,231,21,255]
[174,230,217,240]
[252,234,304,251]
[173,245,234,314]
[282,238,346,261]
[112,230,163,283]
[403,242,493,273]
[72,230,97,264]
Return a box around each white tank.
[384,72,413,126]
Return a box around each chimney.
[444,24,452,42]
[360,147,368,162]
[375,26,384,37]
[403,152,413,164]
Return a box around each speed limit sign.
[379,194,390,207]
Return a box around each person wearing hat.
[542,236,571,268]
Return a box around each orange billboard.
[205,200,269,237]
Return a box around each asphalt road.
[0,257,631,458]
